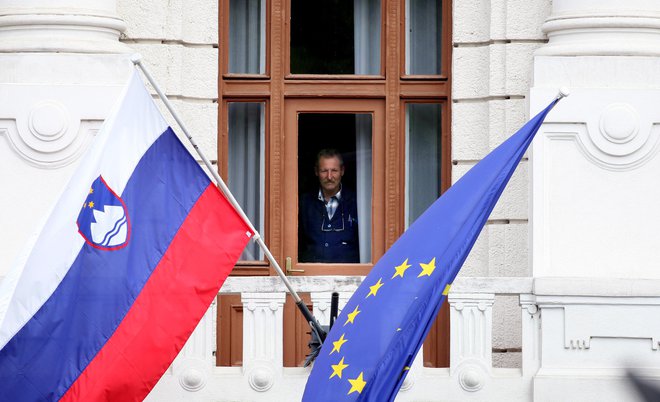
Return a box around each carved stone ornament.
[456,361,488,392]
[3,100,99,168]
[247,365,275,392]
[178,368,207,392]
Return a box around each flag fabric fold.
[303,98,559,402]
[0,70,252,401]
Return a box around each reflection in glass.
[405,103,441,227]
[297,114,372,263]
[291,0,381,75]
[405,0,442,75]
[229,0,265,74]
[228,102,265,260]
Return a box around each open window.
[297,113,372,264]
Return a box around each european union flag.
[302,97,561,401]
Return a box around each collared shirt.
[318,186,342,220]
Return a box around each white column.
[0,0,132,274]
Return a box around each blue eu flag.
[302,98,561,401]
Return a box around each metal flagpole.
[130,54,327,348]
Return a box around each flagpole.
[130,54,324,340]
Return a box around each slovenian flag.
[0,70,252,401]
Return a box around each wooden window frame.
[283,98,387,276]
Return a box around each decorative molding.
[457,362,487,392]
[247,364,276,392]
[560,304,660,351]
[538,6,660,56]
[0,9,130,53]
[1,117,100,168]
[179,367,207,392]
[543,121,660,172]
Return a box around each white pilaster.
[519,294,540,377]
[530,2,660,399]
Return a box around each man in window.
[299,149,359,263]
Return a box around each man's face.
[316,156,344,196]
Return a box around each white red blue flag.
[0,70,252,401]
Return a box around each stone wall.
[452,0,552,367]
[117,0,219,162]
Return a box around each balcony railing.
[148,276,537,401]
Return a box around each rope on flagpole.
[130,54,305,306]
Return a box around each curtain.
[355,115,372,263]
[406,0,441,75]
[354,0,381,75]
[229,0,265,74]
[228,103,264,260]
[406,104,441,226]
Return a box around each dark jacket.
[299,188,360,263]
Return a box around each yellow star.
[343,305,361,326]
[418,257,436,278]
[329,357,349,379]
[347,372,367,395]
[89,188,94,194]
[330,333,348,354]
[88,201,95,208]
[442,284,452,295]
[366,278,384,298]
[392,258,412,279]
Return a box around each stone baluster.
[310,291,351,327]
[449,292,495,393]
[171,301,217,392]
[241,292,286,393]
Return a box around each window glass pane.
[405,0,442,75]
[298,114,372,263]
[405,103,441,226]
[228,102,265,260]
[229,0,265,74]
[291,0,381,75]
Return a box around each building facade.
[1,0,659,400]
